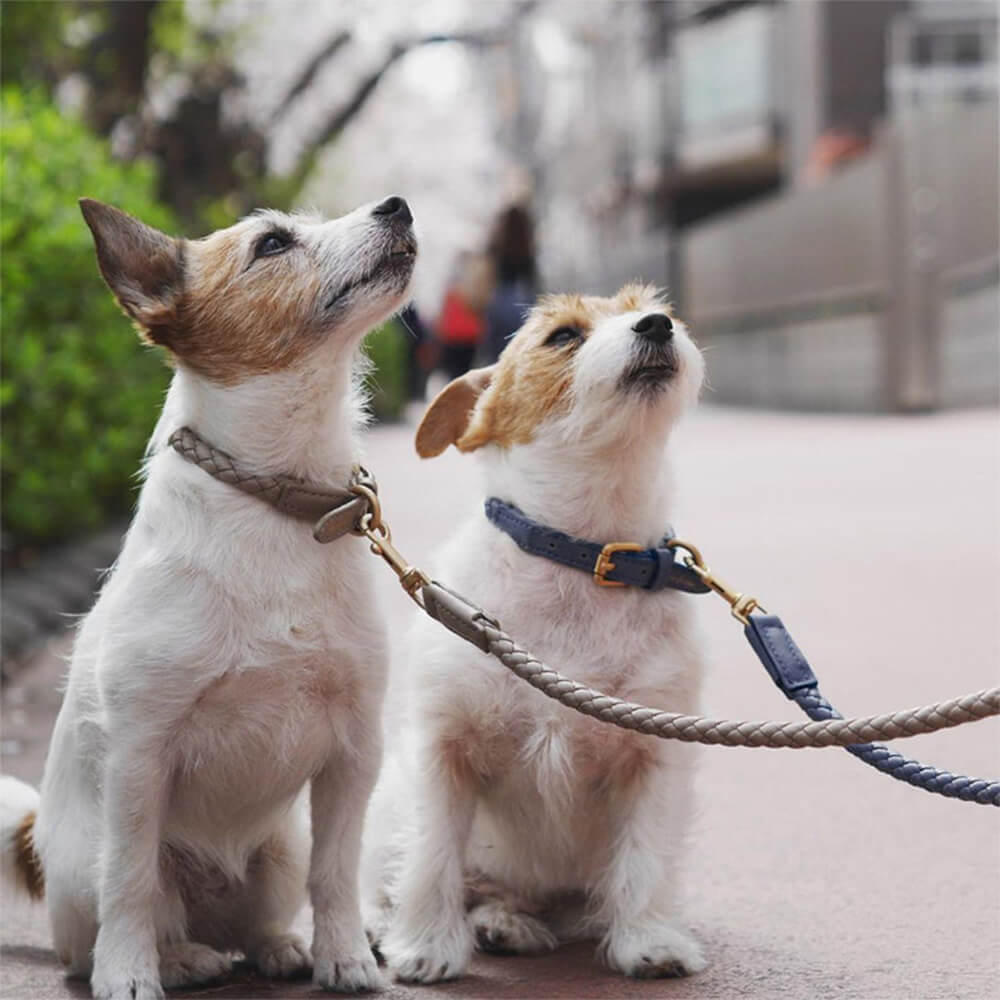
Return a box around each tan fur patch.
[416,283,672,455]
[82,202,363,385]
[416,367,495,458]
[14,810,44,900]
[173,228,325,383]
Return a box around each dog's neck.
[151,359,365,483]
[482,431,676,546]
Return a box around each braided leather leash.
[345,476,1000,806]
[168,430,1000,805]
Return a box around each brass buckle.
[593,542,643,587]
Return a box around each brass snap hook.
[667,538,765,626]
[348,479,429,604]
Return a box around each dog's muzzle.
[620,312,679,391]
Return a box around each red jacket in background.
[437,290,484,346]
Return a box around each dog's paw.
[313,950,384,993]
[91,971,164,1000]
[253,933,312,979]
[470,901,558,955]
[363,901,393,965]
[601,922,707,979]
[158,941,232,989]
[384,921,472,983]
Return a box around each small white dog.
[1,194,417,998]
[361,285,709,982]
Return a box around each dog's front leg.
[383,739,476,983]
[595,750,707,979]
[310,732,384,994]
[91,737,169,1000]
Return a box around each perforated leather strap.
[168,426,370,541]
[484,498,710,593]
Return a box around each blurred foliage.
[1,3,423,553]
[1,88,173,548]
[0,1,75,89]
[364,320,410,423]
[0,0,276,226]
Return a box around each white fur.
[5,200,413,999]
[361,303,710,982]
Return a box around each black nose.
[632,312,673,345]
[372,196,412,225]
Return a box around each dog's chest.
[452,537,698,783]
[159,544,382,833]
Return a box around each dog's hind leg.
[48,883,99,978]
[189,810,311,980]
[468,899,557,956]
[239,817,311,979]
[42,821,100,977]
[156,849,232,989]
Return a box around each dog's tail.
[0,776,44,900]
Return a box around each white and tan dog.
[361,285,708,984]
[1,195,417,998]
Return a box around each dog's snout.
[632,313,673,344]
[372,196,412,225]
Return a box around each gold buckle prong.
[593,542,643,587]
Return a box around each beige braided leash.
[170,431,1000,752]
[477,622,999,748]
[345,481,1000,751]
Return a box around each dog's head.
[417,284,703,462]
[80,196,417,383]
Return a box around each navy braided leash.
[745,613,1000,806]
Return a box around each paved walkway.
[2,406,998,1000]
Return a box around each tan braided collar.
[167,426,370,542]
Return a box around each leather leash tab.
[422,581,500,653]
[744,614,818,698]
[312,497,369,544]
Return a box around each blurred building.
[500,0,998,411]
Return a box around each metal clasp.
[348,480,429,605]
[593,542,643,587]
[666,538,764,625]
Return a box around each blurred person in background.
[398,302,431,402]
[480,203,539,364]
[434,250,493,380]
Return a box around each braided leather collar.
[484,498,710,593]
[167,426,371,543]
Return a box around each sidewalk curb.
[1,523,126,679]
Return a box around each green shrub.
[364,318,409,422]
[1,88,174,548]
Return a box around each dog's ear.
[415,366,496,458]
[80,199,184,344]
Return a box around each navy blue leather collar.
[484,498,710,594]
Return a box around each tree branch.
[288,22,529,189]
[269,29,352,126]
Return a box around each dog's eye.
[544,326,582,348]
[254,231,293,258]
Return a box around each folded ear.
[415,366,496,458]
[79,198,184,343]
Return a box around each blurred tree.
[0,0,528,226]
[1,0,159,130]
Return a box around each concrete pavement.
[2,405,998,1000]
